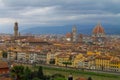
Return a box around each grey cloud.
[0,0,120,31]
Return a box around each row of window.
[110,66,119,68]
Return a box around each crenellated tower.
[14,22,18,37]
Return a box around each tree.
[31,71,38,79]
[62,62,72,68]
[37,66,44,79]
[51,73,65,78]
[32,77,41,80]
[53,77,66,80]
[88,77,92,80]
[2,51,8,58]
[11,65,25,80]
[24,66,32,80]
[43,75,51,80]
[51,73,65,80]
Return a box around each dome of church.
[92,23,105,34]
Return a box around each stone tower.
[14,22,18,37]
[72,25,77,42]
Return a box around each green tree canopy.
[62,61,72,68]
[24,66,32,80]
[32,77,41,80]
[11,65,25,80]
[37,66,44,79]
[51,73,66,80]
[2,51,8,58]
[88,77,92,80]
[53,77,66,80]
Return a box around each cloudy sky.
[0,0,120,33]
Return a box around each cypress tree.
[37,66,44,79]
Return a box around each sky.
[0,0,120,33]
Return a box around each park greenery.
[62,61,72,68]
[43,66,119,78]
[43,66,120,80]
[10,65,66,80]
[10,65,120,80]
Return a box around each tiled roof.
[93,23,105,34]
[0,61,9,68]
[95,55,111,60]
[0,77,12,80]
[56,53,70,58]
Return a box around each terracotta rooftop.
[0,77,12,80]
[56,53,70,58]
[0,61,9,68]
[95,55,111,60]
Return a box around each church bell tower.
[72,25,77,42]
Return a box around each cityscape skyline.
[0,0,120,33]
[0,1,120,80]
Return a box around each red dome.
[93,23,105,34]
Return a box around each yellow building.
[72,54,85,68]
[25,51,30,61]
[0,50,3,59]
[55,53,71,67]
[87,51,100,55]
[110,57,120,72]
[95,55,111,71]
[46,52,52,64]
[88,59,96,69]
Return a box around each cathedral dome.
[92,23,105,34]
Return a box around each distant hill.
[21,25,120,35]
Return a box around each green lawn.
[19,64,120,80]
[42,66,120,80]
